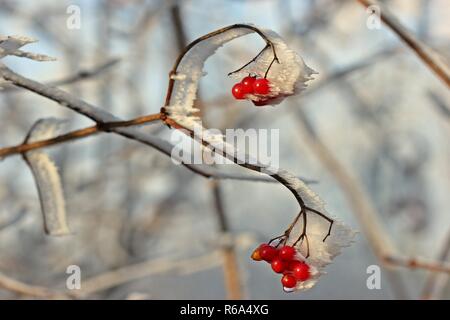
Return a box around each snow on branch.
[23,118,70,236]
[162,24,356,292]
[0,35,56,61]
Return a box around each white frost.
[0,35,56,61]
[24,118,70,236]
[164,24,356,292]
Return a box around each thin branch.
[73,251,221,298]
[294,108,450,297]
[357,0,450,87]
[210,181,243,299]
[161,24,329,242]
[0,65,316,186]
[383,255,450,274]
[428,91,450,119]
[1,58,121,92]
[0,113,162,159]
[0,271,70,299]
[421,229,450,299]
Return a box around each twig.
[0,271,70,299]
[0,113,162,158]
[161,24,333,248]
[295,108,450,297]
[421,229,450,299]
[1,58,121,92]
[428,91,450,119]
[0,65,317,186]
[357,0,450,87]
[383,255,450,274]
[74,251,221,298]
[211,181,243,299]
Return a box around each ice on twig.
[0,35,56,61]
[164,24,356,292]
[23,118,70,236]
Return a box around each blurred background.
[0,0,449,299]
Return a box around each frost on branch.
[229,30,317,105]
[276,169,356,291]
[164,24,315,129]
[164,24,356,293]
[23,118,70,236]
[0,35,56,61]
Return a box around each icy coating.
[24,118,70,236]
[164,25,356,292]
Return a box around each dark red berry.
[232,83,246,99]
[271,259,286,273]
[259,244,278,262]
[293,262,310,281]
[240,76,256,94]
[279,246,296,261]
[287,260,303,271]
[253,78,270,95]
[251,247,262,261]
[281,274,297,288]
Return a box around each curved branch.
[0,65,316,185]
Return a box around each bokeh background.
[0,0,449,299]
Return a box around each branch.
[1,58,117,92]
[0,64,316,185]
[210,181,243,299]
[0,271,70,299]
[0,113,162,158]
[294,108,450,298]
[383,255,450,274]
[357,0,450,88]
[74,252,221,297]
[421,229,450,299]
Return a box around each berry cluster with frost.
[163,24,356,293]
[252,244,317,292]
[229,28,316,106]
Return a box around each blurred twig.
[428,91,450,119]
[1,58,121,92]
[210,181,243,299]
[74,251,221,298]
[295,109,450,299]
[169,4,242,299]
[0,113,162,158]
[357,0,450,87]
[0,271,70,299]
[421,229,450,299]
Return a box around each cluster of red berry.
[231,76,271,101]
[251,243,310,290]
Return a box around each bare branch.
[357,0,450,87]
[0,271,70,299]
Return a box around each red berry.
[251,248,262,261]
[259,244,278,262]
[253,78,270,95]
[281,274,297,288]
[279,246,296,261]
[287,260,303,271]
[293,262,310,281]
[240,76,256,94]
[232,83,246,99]
[270,259,286,273]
